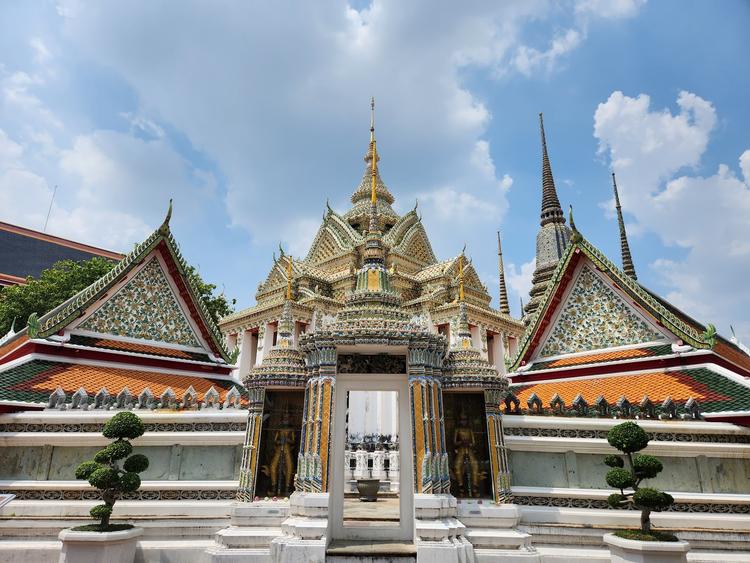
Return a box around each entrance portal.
[329,374,414,542]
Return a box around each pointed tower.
[612,172,637,280]
[497,231,510,315]
[344,97,399,231]
[524,113,571,321]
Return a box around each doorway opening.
[330,374,413,542]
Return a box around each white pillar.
[494,333,506,375]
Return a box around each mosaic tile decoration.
[511,367,750,414]
[539,265,663,357]
[79,257,200,347]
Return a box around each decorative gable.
[538,264,664,358]
[78,257,201,348]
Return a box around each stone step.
[326,539,417,561]
[213,526,282,548]
[465,528,533,549]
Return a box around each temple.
[1,102,749,562]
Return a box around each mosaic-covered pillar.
[296,344,336,493]
[409,343,450,494]
[237,386,266,501]
[484,387,513,503]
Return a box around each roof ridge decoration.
[510,226,726,371]
[18,200,230,362]
[612,172,637,280]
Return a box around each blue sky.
[1,1,749,342]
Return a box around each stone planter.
[603,532,689,563]
[356,478,380,502]
[59,526,142,563]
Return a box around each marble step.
[213,526,282,549]
[464,528,534,549]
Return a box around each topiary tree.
[604,421,674,538]
[75,412,149,529]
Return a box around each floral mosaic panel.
[539,265,663,357]
[79,257,200,347]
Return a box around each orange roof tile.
[2,360,241,405]
[526,344,674,372]
[69,335,211,361]
[512,369,734,412]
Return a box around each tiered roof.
[0,203,243,412]
[508,222,750,424]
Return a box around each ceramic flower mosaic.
[539,265,663,357]
[79,257,200,347]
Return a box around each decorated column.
[237,386,265,501]
[484,387,513,503]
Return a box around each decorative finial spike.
[612,172,637,280]
[497,231,510,315]
[286,255,293,301]
[568,205,577,231]
[458,253,465,302]
[159,198,173,234]
[539,113,565,227]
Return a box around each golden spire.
[370,97,377,205]
[286,254,293,301]
[458,252,465,302]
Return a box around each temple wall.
[0,409,246,501]
[503,414,750,512]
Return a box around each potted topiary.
[601,421,690,562]
[58,411,149,563]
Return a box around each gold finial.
[370,96,375,142]
[458,253,465,302]
[370,98,378,205]
[286,255,293,301]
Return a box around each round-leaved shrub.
[75,461,101,480]
[604,454,624,468]
[606,467,636,490]
[89,504,113,520]
[607,421,649,453]
[634,487,674,510]
[103,411,145,440]
[120,472,141,493]
[88,467,120,490]
[633,454,663,479]
[123,453,149,473]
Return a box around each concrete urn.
[58,526,143,563]
[356,478,380,502]
[603,533,689,563]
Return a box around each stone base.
[205,501,288,562]
[603,533,690,563]
[58,526,143,563]
[456,501,540,561]
[269,492,329,563]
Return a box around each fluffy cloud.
[594,90,750,342]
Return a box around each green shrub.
[602,421,674,536]
[606,468,636,490]
[88,467,120,489]
[89,504,112,520]
[103,412,145,440]
[607,493,626,508]
[74,412,149,528]
[94,440,133,463]
[123,454,149,473]
[634,488,674,510]
[120,472,141,493]
[74,461,101,480]
[607,421,649,453]
[633,455,663,479]
[604,454,624,468]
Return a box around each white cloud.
[513,29,582,76]
[575,0,647,19]
[507,258,535,314]
[594,90,750,341]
